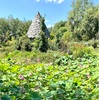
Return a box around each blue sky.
[0,0,98,27]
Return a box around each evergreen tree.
[37,16,49,52]
[38,31,49,52]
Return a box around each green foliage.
[68,0,98,41]
[16,35,32,51]
[0,16,31,45]
[39,31,49,52]
[55,27,67,44]
[29,15,49,52]
[50,21,67,50]
[81,5,98,40]
[33,31,49,52]
[57,31,72,52]
[82,35,89,41]
[8,16,31,39]
[40,17,46,31]
[51,21,66,35]
[68,42,94,58]
[0,18,9,43]
[61,31,72,42]
[48,39,58,51]
[0,53,99,99]
[0,18,9,36]
[0,49,65,65]
[83,40,99,48]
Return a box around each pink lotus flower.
[18,74,25,80]
[37,59,40,62]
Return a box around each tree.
[34,16,49,52]
[8,16,20,39]
[50,21,67,49]
[81,5,98,40]
[0,15,32,45]
[32,31,49,52]
[38,31,49,52]
[22,20,31,35]
[8,15,31,39]
[51,21,66,36]
[68,0,94,41]
[0,18,9,43]
[5,30,11,42]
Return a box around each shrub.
[68,42,93,58]
[16,35,32,51]
[61,31,72,42]
[31,50,64,63]
[82,35,89,41]
[33,31,49,52]
[48,39,58,51]
[92,41,98,48]
[86,40,99,48]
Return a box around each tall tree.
[81,5,98,40]
[68,0,94,41]
[0,18,9,43]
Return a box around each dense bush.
[67,43,94,58]
[33,31,49,52]
[16,35,32,51]
[88,40,99,48]
[48,39,58,51]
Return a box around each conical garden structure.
[27,12,50,39]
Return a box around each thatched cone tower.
[27,12,50,39]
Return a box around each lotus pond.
[0,53,99,100]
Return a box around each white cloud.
[35,0,64,3]
[47,24,53,28]
[45,0,64,4]
[45,19,49,23]
[35,0,40,2]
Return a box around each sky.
[0,0,98,27]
